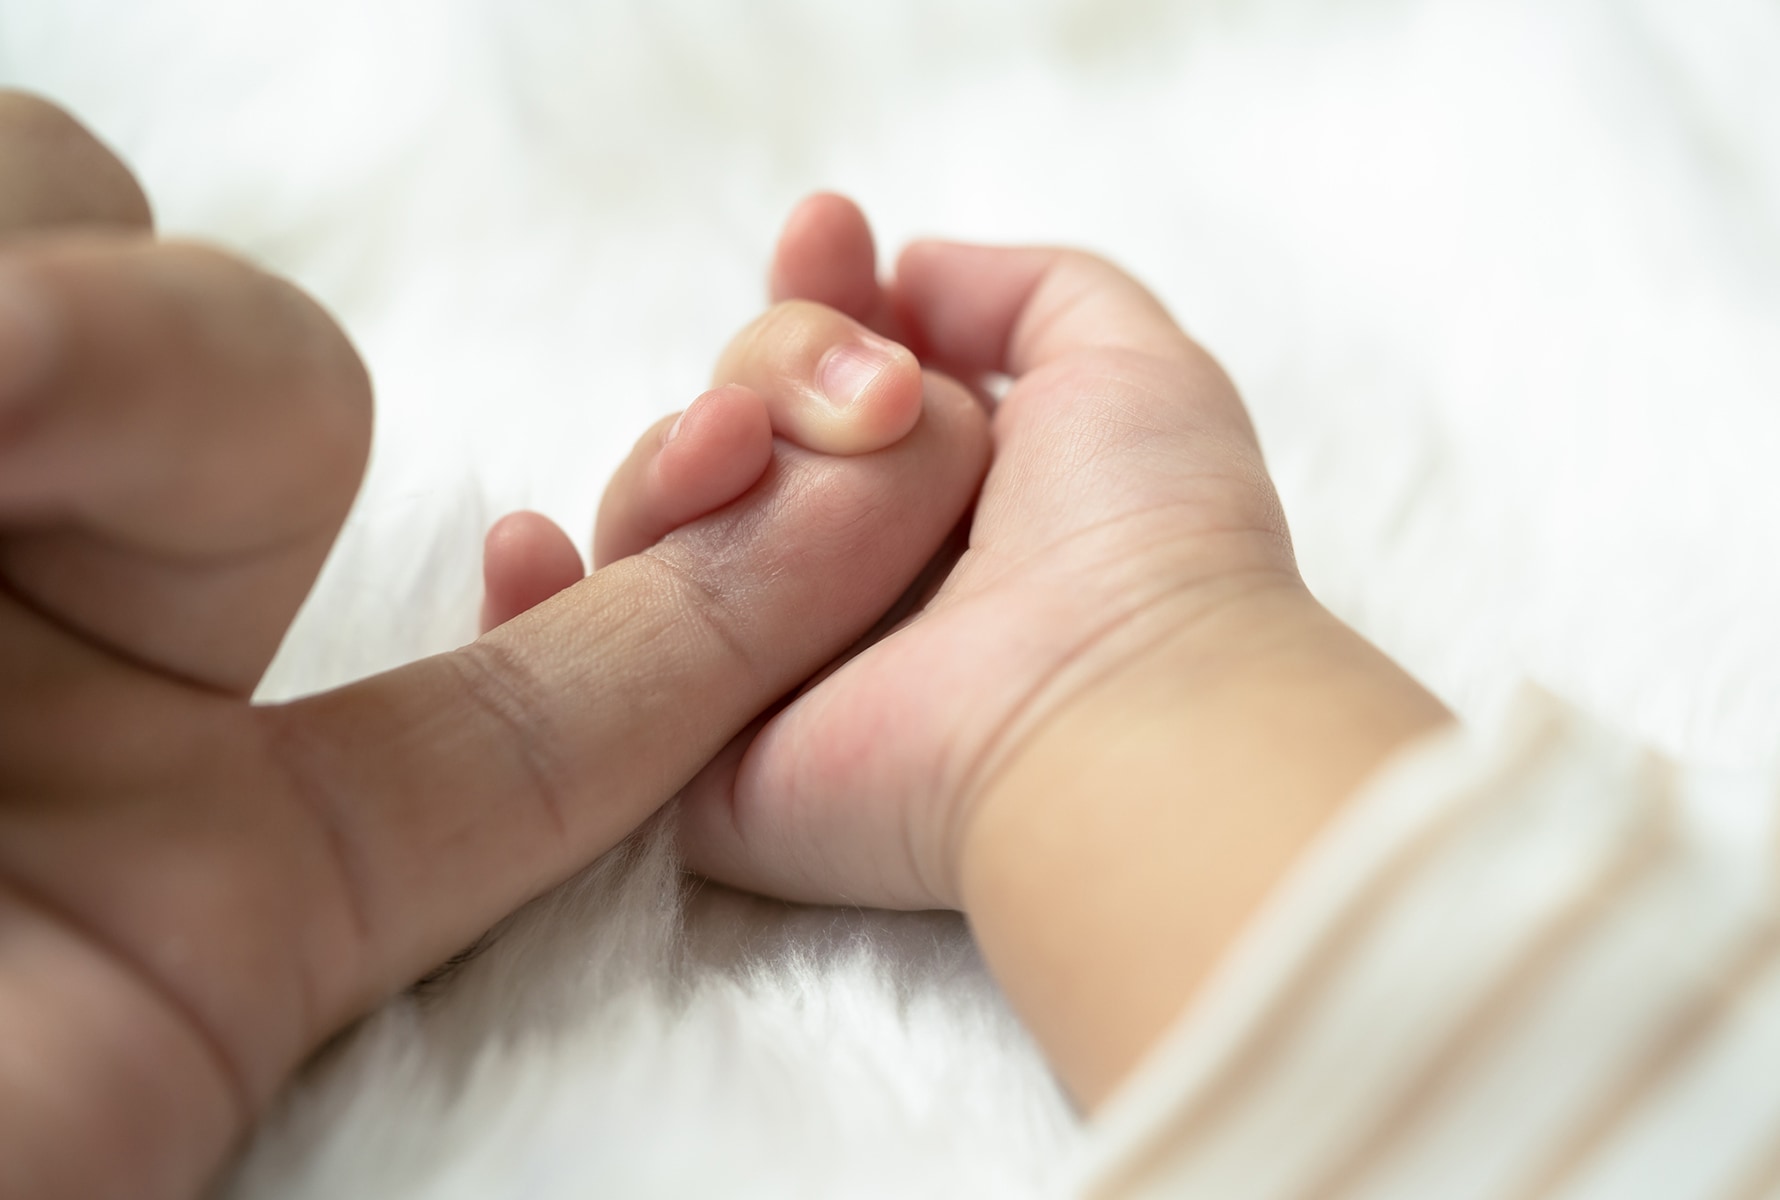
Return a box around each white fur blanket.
[3,0,1777,1195]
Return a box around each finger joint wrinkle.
[448,640,575,844]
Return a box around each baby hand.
[575,201,1452,1112]
[587,196,1302,913]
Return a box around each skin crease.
[492,193,1452,1107]
[0,95,988,1200]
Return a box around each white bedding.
[3,0,1777,1194]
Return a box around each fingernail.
[817,338,898,412]
[0,272,51,415]
[666,388,720,446]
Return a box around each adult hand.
[0,99,985,1200]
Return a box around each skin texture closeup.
[0,96,987,1200]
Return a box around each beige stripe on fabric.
[1715,804,1780,1200]
[1721,1121,1780,1200]
[1304,762,1673,1200]
[1090,720,1565,1200]
[1509,920,1780,1200]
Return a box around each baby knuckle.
[758,298,850,350]
[717,298,851,384]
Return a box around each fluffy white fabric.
[2,0,1777,1194]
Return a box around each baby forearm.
[957,580,1451,1108]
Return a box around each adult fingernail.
[0,272,52,416]
[817,337,898,412]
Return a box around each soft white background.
[3,0,1777,1195]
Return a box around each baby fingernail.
[666,386,726,446]
[0,272,51,415]
[818,338,898,412]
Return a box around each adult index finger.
[262,368,991,1024]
